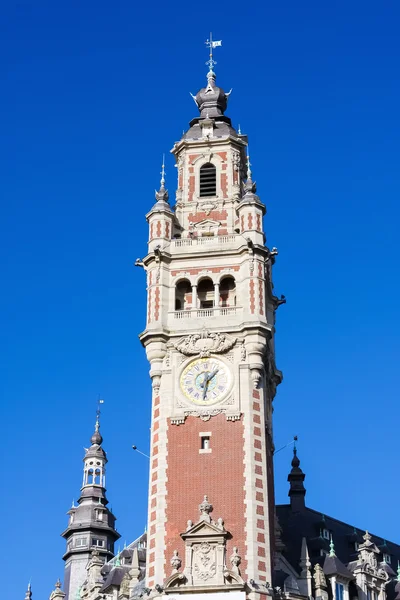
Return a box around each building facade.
[28,53,400,600]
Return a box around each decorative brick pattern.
[165,221,170,238]
[256,213,262,232]
[165,414,247,575]
[221,173,227,196]
[147,289,152,324]
[248,213,253,230]
[188,174,195,202]
[154,287,160,322]
[259,280,264,316]
[188,210,228,224]
[249,279,255,314]
[156,221,161,238]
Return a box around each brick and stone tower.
[61,413,120,600]
[138,47,284,599]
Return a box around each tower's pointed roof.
[24,583,32,600]
[149,157,173,215]
[288,446,306,511]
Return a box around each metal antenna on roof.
[274,435,298,456]
[132,445,150,459]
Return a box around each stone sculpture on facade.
[164,495,244,593]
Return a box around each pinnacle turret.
[61,407,120,600]
[49,580,65,600]
[24,583,32,600]
[288,446,306,511]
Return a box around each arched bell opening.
[197,278,214,309]
[219,276,236,308]
[175,279,192,311]
[199,163,217,198]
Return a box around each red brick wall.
[165,414,247,575]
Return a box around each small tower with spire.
[288,446,306,512]
[61,409,120,600]
[146,156,174,254]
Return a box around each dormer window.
[199,163,216,197]
[383,552,391,564]
[322,528,330,540]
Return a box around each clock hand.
[202,368,219,400]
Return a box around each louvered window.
[199,163,216,197]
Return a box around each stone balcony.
[168,306,243,330]
[169,235,242,254]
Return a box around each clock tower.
[138,44,283,600]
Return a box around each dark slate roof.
[323,555,354,579]
[100,565,129,591]
[183,120,239,141]
[276,504,400,600]
[277,504,400,572]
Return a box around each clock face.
[180,357,232,406]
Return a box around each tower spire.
[24,582,32,600]
[61,404,120,600]
[288,446,306,511]
[155,155,169,204]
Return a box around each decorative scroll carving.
[174,329,237,357]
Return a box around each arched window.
[87,469,94,484]
[94,469,101,485]
[175,279,192,311]
[219,276,236,307]
[199,163,216,197]
[197,278,214,308]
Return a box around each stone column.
[214,282,220,314]
[192,284,197,310]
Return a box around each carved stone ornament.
[230,547,241,575]
[174,329,237,357]
[313,563,327,589]
[164,495,244,594]
[199,201,218,216]
[164,496,244,594]
[170,550,182,574]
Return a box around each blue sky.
[1,1,399,598]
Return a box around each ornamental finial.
[246,149,252,180]
[205,33,222,78]
[155,155,169,203]
[160,154,166,188]
[329,536,336,557]
[95,396,104,433]
[243,148,257,195]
